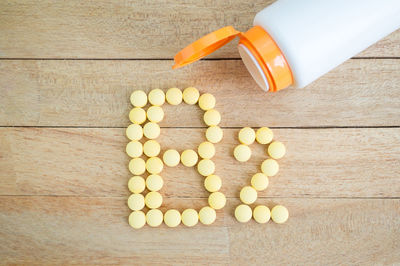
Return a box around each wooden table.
[1,1,399,264]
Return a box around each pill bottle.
[173,0,400,92]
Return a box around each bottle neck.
[238,26,293,92]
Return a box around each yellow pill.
[238,127,256,145]
[199,206,216,225]
[143,122,160,139]
[198,93,216,111]
[261,159,279,176]
[126,140,143,158]
[143,140,161,157]
[126,124,143,141]
[128,176,146,193]
[235,204,252,223]
[127,193,145,211]
[208,192,226,210]
[166,87,182,105]
[183,87,200,105]
[163,149,180,167]
[203,109,221,126]
[128,211,146,229]
[204,175,222,192]
[181,209,199,227]
[268,141,286,159]
[233,144,251,162]
[164,209,181,227]
[198,141,215,159]
[130,90,147,107]
[148,88,165,106]
[251,173,269,191]
[146,209,163,227]
[206,126,223,143]
[129,158,146,175]
[146,106,164,123]
[146,157,163,174]
[271,205,289,224]
[253,205,271,224]
[256,127,273,144]
[240,186,257,204]
[129,107,146,124]
[146,174,163,191]
[145,191,163,209]
[180,149,198,167]
[197,159,215,176]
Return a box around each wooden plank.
[1,59,399,127]
[0,0,398,59]
[1,127,399,197]
[0,196,398,264]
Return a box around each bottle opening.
[238,26,293,92]
[238,44,270,91]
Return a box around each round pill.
[146,209,163,227]
[198,141,215,159]
[234,204,252,223]
[145,191,163,209]
[203,109,221,126]
[129,107,146,124]
[251,173,269,191]
[146,157,163,174]
[163,149,180,167]
[261,159,279,176]
[240,186,257,204]
[130,90,147,107]
[164,209,181,227]
[204,175,222,192]
[128,176,146,193]
[271,205,289,224]
[233,144,251,162]
[143,122,160,139]
[166,87,182,105]
[253,205,271,224]
[128,211,146,229]
[129,158,146,175]
[198,93,216,111]
[126,140,143,158]
[206,126,223,143]
[143,140,161,157]
[256,127,273,144]
[208,192,226,210]
[199,206,216,225]
[146,174,163,191]
[126,124,143,141]
[197,159,215,176]
[127,193,145,211]
[183,87,200,105]
[146,106,164,123]
[238,127,256,145]
[181,209,199,227]
[181,149,198,167]
[268,141,286,159]
[148,89,165,106]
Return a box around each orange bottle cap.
[173,26,293,92]
[173,26,240,69]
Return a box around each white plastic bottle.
[173,0,400,92]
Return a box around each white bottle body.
[253,0,400,88]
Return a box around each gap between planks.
[0,195,399,199]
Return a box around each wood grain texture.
[1,0,399,263]
[1,59,400,127]
[0,0,399,59]
[1,127,399,198]
[0,196,398,265]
